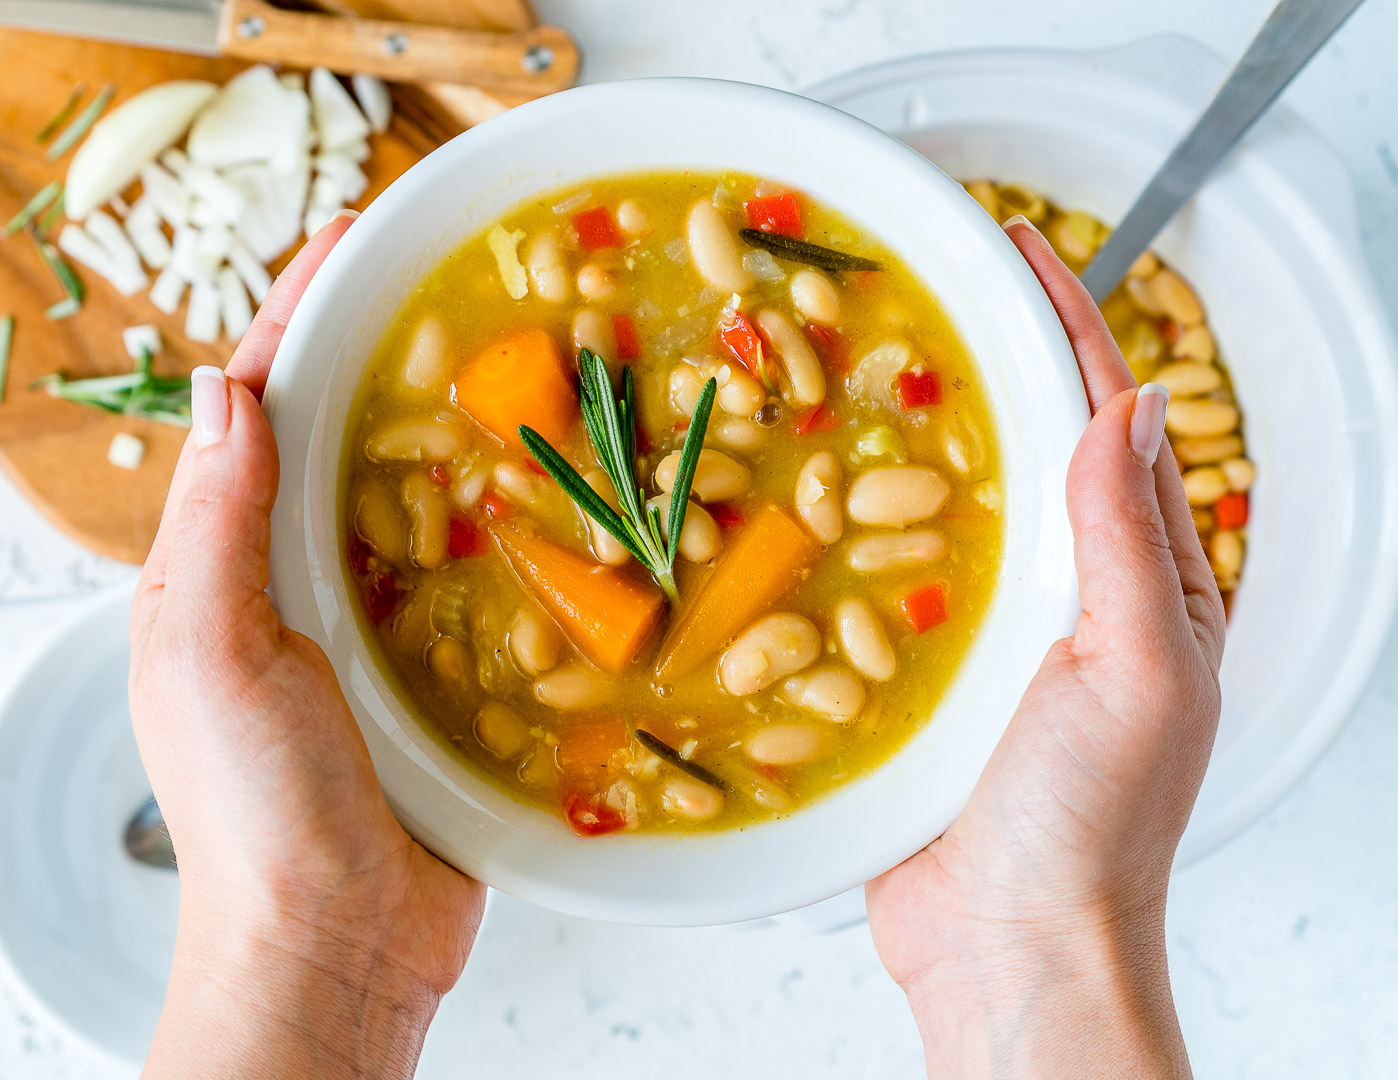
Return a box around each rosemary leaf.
[45,84,114,161]
[634,729,728,791]
[37,191,65,233]
[665,377,716,566]
[739,228,883,272]
[32,231,85,305]
[44,297,81,320]
[0,315,13,405]
[35,85,86,144]
[5,182,62,236]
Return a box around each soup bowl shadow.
[264,77,1087,926]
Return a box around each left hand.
[130,213,485,1080]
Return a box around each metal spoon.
[123,794,176,870]
[1080,0,1366,303]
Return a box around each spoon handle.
[1080,0,1365,303]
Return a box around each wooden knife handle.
[218,0,578,96]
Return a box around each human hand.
[129,214,485,1080]
[866,217,1225,1078]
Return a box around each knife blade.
[0,0,221,54]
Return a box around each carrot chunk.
[654,505,818,680]
[452,328,578,449]
[491,521,665,675]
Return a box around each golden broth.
[344,171,1004,835]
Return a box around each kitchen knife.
[0,0,578,95]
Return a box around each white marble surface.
[2,0,1397,1076]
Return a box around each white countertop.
[3,1,1397,1076]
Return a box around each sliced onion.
[149,266,186,314]
[185,277,220,342]
[310,67,369,152]
[188,64,310,172]
[124,199,171,270]
[351,73,392,134]
[122,324,161,360]
[227,237,271,304]
[58,222,146,296]
[216,266,252,341]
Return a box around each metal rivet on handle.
[384,32,409,55]
[236,15,266,38]
[522,44,554,73]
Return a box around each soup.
[966,180,1253,604]
[344,172,1004,835]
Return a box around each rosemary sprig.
[35,85,87,144]
[519,348,716,603]
[0,315,13,404]
[45,84,114,161]
[739,228,883,272]
[34,350,192,427]
[5,181,62,236]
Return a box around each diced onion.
[57,222,146,296]
[187,64,309,172]
[107,432,146,470]
[124,199,171,270]
[486,224,528,300]
[310,67,370,152]
[351,73,392,134]
[742,248,785,282]
[149,266,186,314]
[122,324,161,360]
[137,162,189,228]
[227,237,271,304]
[185,277,220,342]
[216,266,252,341]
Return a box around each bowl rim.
[263,76,1088,925]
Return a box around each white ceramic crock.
[811,37,1398,866]
[264,78,1087,926]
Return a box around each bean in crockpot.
[577,263,617,302]
[845,529,945,573]
[1221,456,1255,492]
[847,465,950,527]
[1211,529,1244,578]
[616,199,648,236]
[1150,268,1204,327]
[426,636,469,682]
[834,598,896,682]
[647,492,722,563]
[534,665,612,710]
[781,663,866,721]
[355,482,409,562]
[794,450,843,544]
[790,269,839,325]
[706,415,768,452]
[582,469,632,566]
[669,363,704,417]
[660,774,724,821]
[1125,275,1166,317]
[366,417,465,463]
[716,364,765,416]
[1167,400,1239,439]
[450,463,489,510]
[746,722,825,766]
[524,231,570,304]
[508,607,563,676]
[1172,325,1216,363]
[655,448,751,502]
[572,308,616,360]
[1128,251,1160,278]
[755,308,825,409]
[518,744,558,788]
[686,199,753,293]
[940,417,985,477]
[1174,434,1244,466]
[719,612,821,696]
[1153,361,1222,397]
[401,471,449,569]
[400,316,449,391]
[493,461,542,508]
[1182,466,1229,506]
[474,702,532,760]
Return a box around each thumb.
[1067,383,1185,661]
[160,366,281,641]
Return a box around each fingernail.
[191,366,230,448]
[1002,214,1042,237]
[1131,383,1170,468]
[332,208,359,223]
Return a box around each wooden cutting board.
[0,28,441,564]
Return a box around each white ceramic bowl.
[265,78,1087,926]
[811,37,1398,864]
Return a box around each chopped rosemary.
[739,228,883,273]
[519,347,716,603]
[45,84,114,161]
[31,230,84,308]
[35,85,87,144]
[44,297,81,320]
[5,182,62,236]
[0,315,13,404]
[37,190,66,233]
[34,349,192,426]
[634,729,727,791]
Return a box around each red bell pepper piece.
[1214,492,1249,530]
[428,463,452,487]
[363,574,401,625]
[447,517,488,559]
[482,489,515,520]
[572,206,622,251]
[718,309,778,392]
[706,502,745,529]
[896,368,943,409]
[613,313,642,359]
[347,535,373,577]
[563,790,627,837]
[744,193,803,237]
[793,403,842,434]
[805,322,849,374]
[901,582,949,634]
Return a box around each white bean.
[1173,325,1216,363]
[1150,268,1204,327]
[647,493,722,563]
[533,665,612,710]
[1167,400,1239,438]
[660,774,724,821]
[474,702,532,760]
[706,415,768,452]
[1154,361,1221,397]
[834,598,896,681]
[524,231,571,304]
[493,461,542,508]
[1174,435,1244,465]
[1221,456,1255,492]
[1211,529,1244,577]
[940,417,985,477]
[401,471,449,569]
[846,530,945,573]
[1182,466,1229,506]
[582,469,632,566]
[745,723,825,766]
[508,608,563,676]
[790,269,840,325]
[755,308,825,409]
[655,448,751,502]
[669,363,704,417]
[400,317,449,391]
[781,664,866,721]
[716,364,765,416]
[577,263,617,301]
[686,199,754,293]
[366,417,464,463]
[794,450,843,544]
[354,482,408,562]
[572,307,616,360]
[719,612,821,696]
[847,465,950,526]
[426,637,469,682]
[616,199,648,236]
